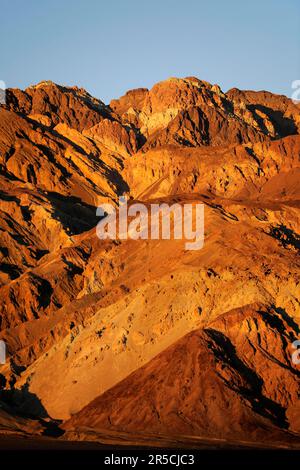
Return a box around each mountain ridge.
[0,76,299,447]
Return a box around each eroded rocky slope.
[0,77,299,446]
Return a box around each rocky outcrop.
[7,81,112,131]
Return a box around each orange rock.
[0,77,300,447]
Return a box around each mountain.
[63,304,300,446]
[0,77,299,447]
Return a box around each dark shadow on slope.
[0,190,20,202]
[103,164,130,196]
[0,263,22,280]
[256,307,300,372]
[267,224,300,250]
[271,305,300,336]
[0,382,48,419]
[34,275,53,309]
[35,249,50,261]
[0,382,64,437]
[204,201,239,221]
[205,328,288,429]
[46,192,99,234]
[0,165,22,182]
[61,255,84,278]
[248,104,298,138]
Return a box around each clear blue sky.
[1,0,299,103]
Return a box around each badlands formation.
[0,77,299,447]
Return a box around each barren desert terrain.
[0,77,299,448]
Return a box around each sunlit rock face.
[0,78,300,447]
